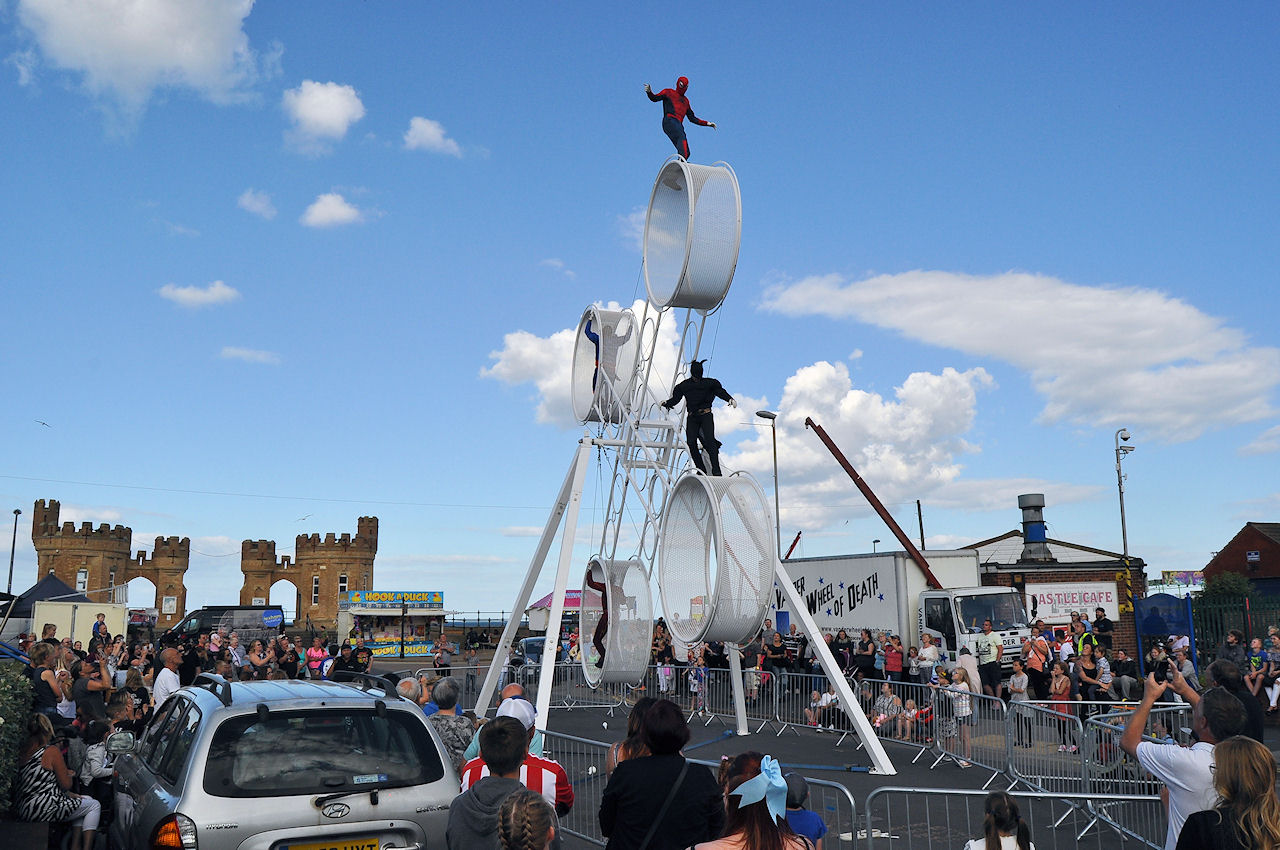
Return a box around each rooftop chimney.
[1018,493,1055,562]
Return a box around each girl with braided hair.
[498,788,557,850]
[962,791,1032,850]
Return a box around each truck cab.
[919,587,1030,671]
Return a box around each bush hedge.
[0,661,33,818]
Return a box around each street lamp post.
[7,508,19,596]
[755,411,781,560]
[873,538,881,553]
[1115,429,1134,559]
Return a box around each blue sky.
[2,3,1277,617]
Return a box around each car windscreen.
[203,708,444,797]
[954,593,1029,634]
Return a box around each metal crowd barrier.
[1077,704,1192,847]
[862,786,1162,850]
[1006,701,1087,794]
[540,730,612,846]
[431,662,629,715]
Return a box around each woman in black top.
[856,629,877,679]
[1177,735,1280,850]
[599,699,724,849]
[123,668,152,722]
[832,629,855,673]
[276,638,301,678]
[27,643,68,723]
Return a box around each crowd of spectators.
[12,617,385,843]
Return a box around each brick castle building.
[30,498,376,630]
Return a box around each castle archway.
[125,576,156,608]
[269,579,301,625]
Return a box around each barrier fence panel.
[862,787,1162,850]
[929,685,1007,779]
[1079,704,1193,847]
[541,730,612,847]
[1006,701,1087,794]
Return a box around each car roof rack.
[192,672,234,707]
[332,670,399,695]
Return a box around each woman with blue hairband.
[695,752,813,850]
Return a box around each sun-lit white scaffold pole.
[474,440,592,721]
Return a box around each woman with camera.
[28,642,70,726]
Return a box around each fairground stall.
[336,590,452,657]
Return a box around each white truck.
[771,549,1031,671]
[33,599,128,646]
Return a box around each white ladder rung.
[635,419,677,430]
[621,457,667,469]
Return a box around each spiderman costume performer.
[645,76,715,160]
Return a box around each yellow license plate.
[281,838,379,850]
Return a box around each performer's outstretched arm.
[644,83,663,102]
[686,107,716,129]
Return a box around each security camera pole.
[1114,429,1134,559]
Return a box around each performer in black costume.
[661,360,736,475]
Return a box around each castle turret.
[278,516,378,629]
[130,536,191,630]
[31,498,132,603]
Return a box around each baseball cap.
[497,697,537,730]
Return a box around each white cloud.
[58,504,125,527]
[237,188,277,220]
[7,48,37,86]
[14,0,268,122]
[760,270,1280,443]
[540,258,576,280]
[403,116,461,156]
[484,326,576,426]
[923,478,1103,514]
[300,193,362,228]
[1241,425,1280,456]
[162,220,199,237]
[220,346,279,365]
[499,526,543,538]
[723,360,996,532]
[283,80,364,153]
[158,279,240,308]
[617,208,646,252]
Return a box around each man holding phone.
[1120,665,1248,850]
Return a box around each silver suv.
[107,673,456,850]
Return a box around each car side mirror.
[106,730,136,754]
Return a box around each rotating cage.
[657,472,775,646]
[571,306,641,423]
[579,557,653,687]
[643,160,742,312]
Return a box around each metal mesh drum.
[643,159,741,312]
[571,306,641,423]
[579,557,653,687]
[657,472,774,646]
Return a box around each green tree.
[0,662,32,817]
[1199,571,1252,598]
